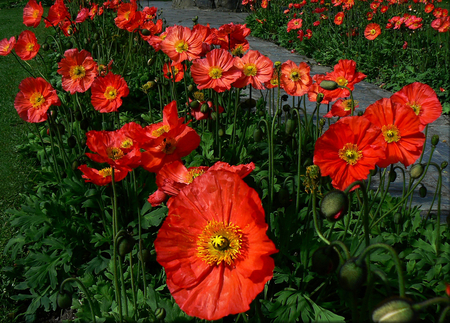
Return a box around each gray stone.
[172,0,196,9]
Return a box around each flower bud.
[419,185,427,198]
[320,190,348,222]
[274,61,282,70]
[210,112,217,120]
[372,297,416,323]
[118,235,135,257]
[311,246,340,275]
[410,164,424,179]
[141,29,151,36]
[57,291,72,309]
[369,167,378,176]
[338,258,367,291]
[41,43,49,51]
[441,161,448,170]
[389,170,397,182]
[190,100,200,109]
[283,104,291,112]
[320,80,338,90]
[357,110,364,116]
[67,135,77,148]
[218,128,225,137]
[285,118,296,135]
[139,249,151,263]
[431,134,439,146]
[200,103,209,113]
[281,94,289,102]
[187,84,195,92]
[316,92,324,103]
[253,128,263,142]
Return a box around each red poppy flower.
[139,101,201,173]
[280,60,312,96]
[14,30,40,61]
[57,49,98,94]
[147,28,169,52]
[364,98,425,168]
[322,59,366,100]
[45,0,69,28]
[287,18,303,32]
[90,72,129,113]
[380,5,388,13]
[161,25,203,64]
[305,29,313,39]
[75,8,89,24]
[89,3,99,19]
[213,23,251,51]
[0,37,15,56]
[14,77,61,123]
[154,170,277,321]
[142,6,157,19]
[314,116,384,191]
[191,24,214,57]
[23,0,43,28]
[364,23,381,40]
[78,165,129,186]
[191,48,242,93]
[390,82,442,131]
[139,19,163,41]
[334,12,345,25]
[114,0,141,32]
[85,127,141,170]
[163,61,185,83]
[233,50,273,90]
[425,4,434,14]
[324,98,359,118]
[431,17,450,32]
[264,70,280,89]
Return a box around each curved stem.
[60,277,97,323]
[312,191,330,245]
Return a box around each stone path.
[145,1,450,217]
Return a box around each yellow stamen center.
[343,99,358,111]
[32,10,39,18]
[26,43,35,52]
[270,78,279,86]
[70,65,86,80]
[175,40,189,53]
[209,66,223,79]
[197,221,243,266]
[151,125,170,137]
[193,91,204,101]
[243,64,257,77]
[104,86,118,100]
[338,143,362,165]
[30,92,45,108]
[106,147,124,160]
[407,102,421,116]
[336,77,348,87]
[186,168,206,184]
[290,70,300,81]
[99,167,113,177]
[370,29,376,35]
[382,124,401,143]
[121,138,133,149]
[160,137,177,154]
[231,44,245,56]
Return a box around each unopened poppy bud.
[147,58,155,66]
[410,164,424,179]
[319,119,325,127]
[283,104,291,112]
[218,128,225,137]
[141,29,151,36]
[320,190,348,222]
[154,308,166,321]
[274,61,282,69]
[187,84,195,92]
[244,98,256,109]
[441,161,448,170]
[419,185,427,198]
[57,291,72,309]
[311,246,340,275]
[369,167,378,176]
[139,249,151,263]
[285,118,296,135]
[42,43,49,51]
[190,100,200,109]
[210,112,217,120]
[253,128,263,142]
[192,16,198,23]
[320,80,339,90]
[389,170,397,182]
[316,92,324,103]
[431,134,439,146]
[372,298,416,323]
[357,110,363,116]
[281,94,289,101]
[200,103,209,113]
[67,135,77,148]
[338,257,367,291]
[118,235,135,257]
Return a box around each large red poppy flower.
[322,59,366,100]
[114,0,141,32]
[45,0,69,28]
[57,49,98,94]
[155,170,277,321]
[85,127,141,170]
[0,37,15,56]
[23,0,43,28]
[324,98,359,118]
[90,72,129,113]
[139,101,201,173]
[390,82,442,131]
[363,98,425,168]
[14,30,40,61]
[14,77,61,123]
[148,160,255,206]
[191,48,242,93]
[314,116,385,191]
[364,23,381,40]
[78,164,129,186]
[280,60,312,96]
[233,50,273,90]
[161,25,203,64]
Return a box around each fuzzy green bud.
[419,185,427,198]
[57,291,72,309]
[316,92,324,103]
[441,161,448,170]
[431,134,439,146]
[253,128,263,142]
[338,258,367,291]
[320,80,339,90]
[320,190,348,222]
[311,246,340,275]
[190,100,200,109]
[372,298,416,323]
[410,164,424,179]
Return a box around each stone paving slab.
[145,1,450,217]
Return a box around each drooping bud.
[441,161,448,170]
[285,118,296,135]
[372,297,416,323]
[200,103,209,113]
[57,291,72,309]
[141,29,151,36]
[253,128,263,142]
[320,80,339,90]
[320,190,348,222]
[118,235,135,257]
[431,134,439,146]
[389,170,397,182]
[311,246,340,275]
[281,94,289,102]
[338,257,367,291]
[316,92,324,103]
[190,100,200,109]
[283,104,291,112]
[410,164,424,179]
[419,185,427,198]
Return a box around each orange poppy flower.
[85,127,141,170]
[78,164,129,186]
[90,72,129,113]
[14,77,61,123]
[233,50,273,90]
[192,24,213,57]
[322,59,366,100]
[154,170,277,321]
[23,0,43,28]
[161,25,203,64]
[425,3,434,14]
[334,12,345,25]
[14,30,40,61]
[163,61,185,83]
[308,74,333,104]
[191,48,242,93]
[280,60,312,96]
[45,0,69,28]
[114,0,141,32]
[213,23,251,51]
[75,8,89,24]
[149,160,255,206]
[287,18,303,32]
[0,37,16,56]
[139,19,163,41]
[139,101,201,173]
[390,82,442,131]
[314,116,384,191]
[364,23,381,40]
[57,48,98,94]
[363,98,425,168]
[324,98,359,118]
[264,69,280,89]
[431,17,450,32]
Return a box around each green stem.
[60,278,97,323]
[312,191,330,245]
[111,171,123,322]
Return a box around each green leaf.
[305,295,345,322]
